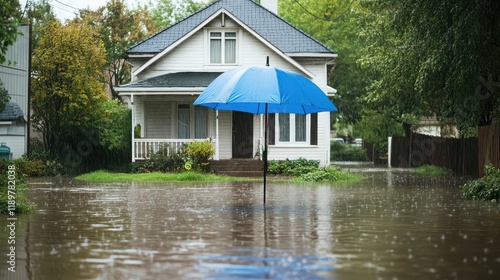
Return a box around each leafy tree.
[0,0,21,64]
[148,0,209,28]
[31,20,108,161]
[97,99,131,152]
[279,0,372,125]
[21,0,57,50]
[71,0,159,99]
[360,0,500,135]
[0,80,10,112]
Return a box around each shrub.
[0,166,35,214]
[298,166,360,182]
[413,164,452,175]
[140,144,186,173]
[330,141,368,161]
[460,164,500,202]
[186,141,215,172]
[268,158,320,176]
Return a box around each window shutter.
[310,113,318,145]
[268,113,275,145]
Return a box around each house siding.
[0,25,29,159]
[144,101,170,138]
[216,110,231,159]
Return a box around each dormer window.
[209,31,237,64]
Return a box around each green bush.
[186,141,215,172]
[268,158,320,176]
[330,141,368,161]
[413,164,452,175]
[298,166,361,182]
[0,166,35,214]
[460,164,500,202]
[25,138,63,176]
[140,144,186,173]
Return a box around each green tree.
[279,0,372,125]
[0,80,10,112]
[72,0,158,99]
[0,0,21,64]
[148,0,209,28]
[21,0,57,50]
[360,0,500,135]
[31,20,108,161]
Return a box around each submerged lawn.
[76,169,363,184]
[75,170,260,183]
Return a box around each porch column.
[131,94,135,162]
[215,110,219,160]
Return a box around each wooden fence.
[390,133,478,177]
[478,123,500,177]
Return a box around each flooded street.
[2,168,500,279]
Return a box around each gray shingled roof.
[119,72,223,88]
[0,102,24,121]
[127,0,334,55]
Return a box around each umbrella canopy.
[194,63,338,204]
[194,66,337,114]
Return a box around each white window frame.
[205,28,240,66]
[275,113,310,145]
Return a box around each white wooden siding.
[144,101,170,138]
[217,110,232,159]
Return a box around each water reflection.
[0,170,499,279]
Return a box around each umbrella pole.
[263,103,268,204]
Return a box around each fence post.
[388,136,392,168]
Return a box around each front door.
[232,111,253,158]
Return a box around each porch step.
[209,159,264,177]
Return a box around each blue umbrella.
[194,59,338,203]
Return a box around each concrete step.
[209,159,263,172]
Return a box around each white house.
[116,0,337,166]
[0,25,30,159]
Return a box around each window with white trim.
[177,104,209,139]
[276,113,309,144]
[209,31,237,64]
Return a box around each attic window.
[209,31,237,64]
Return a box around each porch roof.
[117,72,223,91]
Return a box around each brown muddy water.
[1,168,500,279]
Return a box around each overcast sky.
[19,0,147,22]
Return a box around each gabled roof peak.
[127,0,334,55]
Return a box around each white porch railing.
[133,139,215,161]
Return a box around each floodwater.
[1,167,500,280]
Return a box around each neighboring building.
[115,0,337,166]
[0,25,30,159]
[413,117,458,138]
